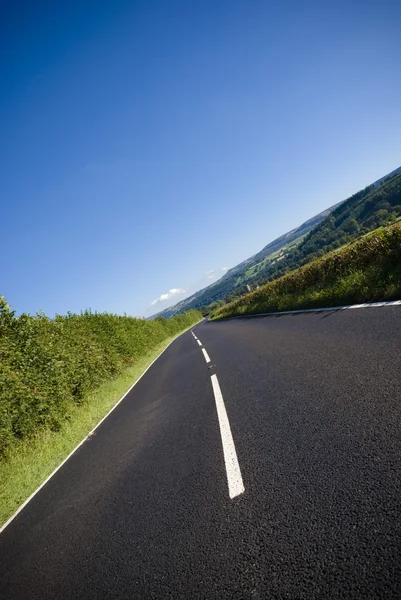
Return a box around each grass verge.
[211,222,401,320]
[0,324,199,528]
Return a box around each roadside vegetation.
[210,221,401,320]
[0,304,202,525]
[0,303,201,458]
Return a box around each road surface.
[1,307,401,599]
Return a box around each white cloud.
[149,266,231,313]
[206,267,228,280]
[150,288,186,306]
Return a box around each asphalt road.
[1,307,401,599]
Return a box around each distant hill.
[250,170,401,289]
[153,166,401,318]
[153,204,340,319]
[372,166,401,187]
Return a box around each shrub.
[0,301,201,457]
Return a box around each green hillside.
[155,203,340,318]
[249,171,401,289]
[211,220,401,320]
[155,168,401,317]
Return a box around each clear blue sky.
[2,0,401,317]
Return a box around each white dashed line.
[210,374,244,499]
[193,332,244,499]
[202,348,211,363]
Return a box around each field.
[241,234,308,282]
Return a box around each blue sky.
[2,0,401,317]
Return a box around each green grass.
[0,324,199,527]
[211,222,401,320]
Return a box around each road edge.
[211,299,401,321]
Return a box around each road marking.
[197,339,202,346]
[0,321,204,535]
[202,348,211,363]
[210,374,244,499]
[222,299,401,320]
[346,300,401,309]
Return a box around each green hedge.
[211,222,401,319]
[0,303,201,457]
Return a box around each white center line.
[210,374,244,499]
[202,348,211,363]
[197,339,202,346]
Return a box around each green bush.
[211,222,401,320]
[0,301,201,457]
